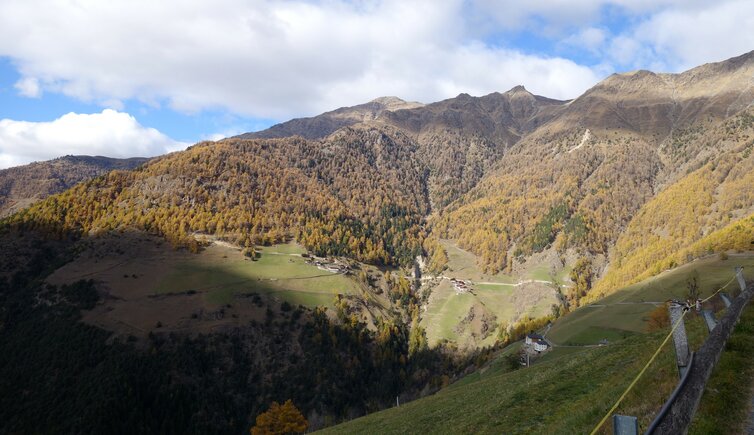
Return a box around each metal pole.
[645,353,695,434]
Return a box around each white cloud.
[202,133,228,142]
[546,1,754,73]
[630,0,754,71]
[0,109,187,169]
[562,27,607,54]
[14,77,41,98]
[474,0,754,73]
[0,0,601,119]
[0,0,750,124]
[608,36,645,67]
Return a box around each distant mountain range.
[235,50,754,298]
[7,50,754,299]
[0,155,149,217]
[4,49,754,435]
[238,95,424,140]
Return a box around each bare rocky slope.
[237,96,424,140]
[0,155,149,217]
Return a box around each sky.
[0,0,753,168]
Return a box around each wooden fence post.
[613,414,638,435]
[701,310,717,333]
[652,281,753,433]
[736,266,746,293]
[720,292,732,308]
[668,302,690,378]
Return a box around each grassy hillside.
[154,242,358,306]
[689,302,754,434]
[321,256,752,434]
[420,240,559,347]
[46,234,364,336]
[549,254,754,345]
[420,280,555,347]
[439,239,570,283]
[0,234,479,434]
[440,240,515,283]
[321,323,709,434]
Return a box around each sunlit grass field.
[155,241,359,306]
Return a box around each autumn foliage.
[251,400,308,435]
[5,133,427,267]
[646,305,670,332]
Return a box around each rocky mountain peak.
[506,85,529,94]
[369,96,424,111]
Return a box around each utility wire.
[590,270,741,434]
[700,274,738,304]
[590,306,689,434]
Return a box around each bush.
[250,400,308,435]
[61,279,99,310]
[646,305,670,332]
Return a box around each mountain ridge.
[0,155,149,217]
[237,96,424,140]
[6,50,754,309]
[3,49,754,435]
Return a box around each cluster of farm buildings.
[450,278,472,293]
[305,255,350,274]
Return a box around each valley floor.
[420,240,564,348]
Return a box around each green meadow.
[155,241,359,306]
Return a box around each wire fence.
[589,268,749,434]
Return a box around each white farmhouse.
[525,333,550,352]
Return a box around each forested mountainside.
[0,234,483,433]
[380,87,568,208]
[245,85,567,208]
[234,51,754,304]
[3,50,754,434]
[6,51,754,303]
[428,53,754,292]
[7,130,428,267]
[591,113,754,297]
[0,155,149,217]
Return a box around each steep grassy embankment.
[689,302,754,434]
[549,255,754,345]
[321,256,752,434]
